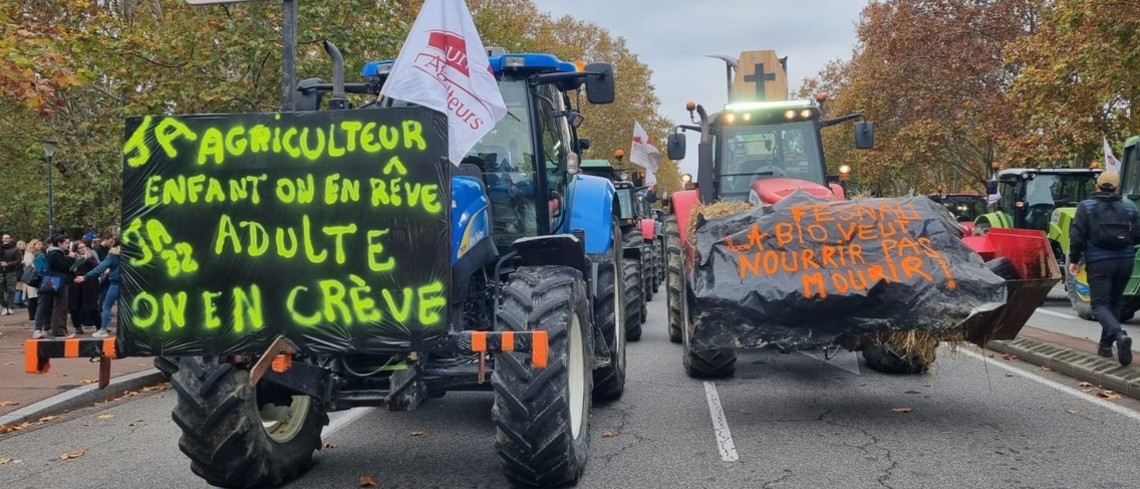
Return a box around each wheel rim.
[568,312,586,439]
[260,392,311,443]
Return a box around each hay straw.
[686,201,753,246]
[874,328,966,367]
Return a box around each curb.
[0,369,166,427]
[987,337,1140,398]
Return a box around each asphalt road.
[4,291,1140,489]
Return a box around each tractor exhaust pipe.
[323,40,347,110]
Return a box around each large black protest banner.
[118,108,451,356]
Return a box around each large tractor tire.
[862,343,934,375]
[648,239,661,295]
[1065,268,1095,321]
[623,228,650,309]
[665,216,684,343]
[622,257,644,341]
[172,357,327,489]
[591,246,626,401]
[676,261,736,378]
[492,266,593,488]
[154,356,179,381]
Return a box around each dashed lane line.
[957,347,1140,422]
[703,381,740,462]
[322,407,376,439]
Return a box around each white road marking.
[1036,308,1079,321]
[702,381,740,462]
[322,407,376,439]
[958,348,1140,422]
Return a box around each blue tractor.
[205,45,622,487]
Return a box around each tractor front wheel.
[172,357,327,489]
[665,216,684,343]
[492,266,593,488]
[591,246,626,401]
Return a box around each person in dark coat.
[66,240,100,334]
[44,235,78,338]
[1069,171,1140,366]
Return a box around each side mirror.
[985,180,998,195]
[566,110,585,129]
[667,133,687,160]
[295,77,325,111]
[584,62,615,104]
[854,121,874,149]
[644,191,658,204]
[578,138,591,151]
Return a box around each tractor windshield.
[717,120,824,200]
[616,188,635,220]
[461,79,538,246]
[1004,173,1097,231]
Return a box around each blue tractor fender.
[450,175,493,264]
[564,173,616,255]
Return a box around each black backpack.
[1090,200,1134,250]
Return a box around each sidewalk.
[0,306,160,422]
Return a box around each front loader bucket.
[960,228,1061,344]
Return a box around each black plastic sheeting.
[118,107,451,357]
[688,191,1006,351]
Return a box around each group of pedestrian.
[0,231,121,339]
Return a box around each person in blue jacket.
[74,238,119,338]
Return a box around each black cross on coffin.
[743,63,776,99]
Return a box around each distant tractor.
[927,192,986,235]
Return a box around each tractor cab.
[928,192,987,234]
[975,168,1101,235]
[666,98,873,207]
[301,50,616,253]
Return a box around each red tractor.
[662,96,1060,378]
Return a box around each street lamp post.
[43,138,57,237]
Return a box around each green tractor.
[1069,136,1140,320]
[974,168,1101,278]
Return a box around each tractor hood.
[750,178,835,205]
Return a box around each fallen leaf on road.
[1039,366,1052,372]
[3,362,13,366]
[409,430,425,437]
[323,442,336,449]
[137,363,149,367]
[128,420,145,427]
[1078,381,1095,388]
[1097,390,1123,400]
[602,432,614,438]
[38,415,59,423]
[96,414,114,420]
[1067,408,1081,415]
[359,475,378,487]
[79,379,97,385]
[892,407,913,414]
[53,373,67,378]
[1001,353,1016,361]
[0,425,13,434]
[0,401,18,407]
[0,457,12,464]
[59,449,86,460]
[1004,373,1014,377]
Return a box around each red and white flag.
[630,120,660,187]
[1105,136,1121,173]
[381,0,507,166]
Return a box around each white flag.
[380,0,507,166]
[1105,137,1121,173]
[629,121,660,187]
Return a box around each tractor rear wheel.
[665,216,684,343]
[623,257,644,342]
[492,266,593,488]
[171,357,327,489]
[591,246,626,401]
